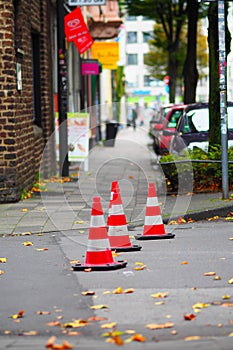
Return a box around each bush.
[159,146,233,193]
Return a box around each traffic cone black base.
[112,244,142,252]
[135,232,175,240]
[72,260,127,271]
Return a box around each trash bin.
[104,121,118,147]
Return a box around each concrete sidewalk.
[0,125,233,236]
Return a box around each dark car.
[167,102,233,154]
[151,104,185,154]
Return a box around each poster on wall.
[55,112,90,162]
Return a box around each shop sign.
[91,42,119,69]
[81,59,99,75]
[67,0,106,6]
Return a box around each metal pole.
[57,0,69,177]
[218,0,229,198]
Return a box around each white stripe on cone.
[90,215,105,227]
[110,204,124,215]
[87,238,111,251]
[144,215,163,226]
[147,197,159,206]
[108,224,128,236]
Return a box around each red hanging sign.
[64,7,93,54]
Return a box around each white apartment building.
[123,15,167,112]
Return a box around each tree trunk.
[208,2,220,149]
[183,0,199,104]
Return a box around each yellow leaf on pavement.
[124,288,134,294]
[203,271,216,276]
[22,241,33,246]
[90,304,108,310]
[112,287,123,294]
[0,258,7,263]
[146,322,174,330]
[151,292,168,298]
[228,278,233,284]
[192,303,210,309]
[101,322,116,329]
[0,270,5,275]
[185,336,201,341]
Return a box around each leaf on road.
[229,332,233,337]
[125,333,146,343]
[20,208,28,212]
[69,260,80,265]
[213,275,221,280]
[36,310,51,315]
[103,290,111,295]
[181,261,188,265]
[90,304,108,310]
[10,310,24,319]
[207,216,220,221]
[36,248,48,251]
[81,290,95,296]
[45,336,73,349]
[22,330,38,336]
[222,295,231,300]
[151,292,168,298]
[203,271,216,276]
[112,287,123,294]
[155,301,165,305]
[63,319,88,328]
[46,321,62,327]
[221,303,233,307]
[192,303,210,310]
[0,270,4,275]
[184,336,201,341]
[228,278,233,284]
[0,258,7,263]
[101,322,116,329]
[88,316,108,322]
[124,288,134,294]
[73,220,84,225]
[183,313,196,321]
[21,231,32,236]
[134,265,147,270]
[228,237,233,240]
[145,322,174,330]
[22,241,33,246]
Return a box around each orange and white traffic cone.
[72,196,127,271]
[107,187,142,252]
[135,182,175,240]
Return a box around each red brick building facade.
[0,0,56,202]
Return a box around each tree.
[183,0,199,103]
[124,0,187,103]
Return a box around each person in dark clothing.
[132,107,137,130]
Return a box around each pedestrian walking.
[132,107,138,130]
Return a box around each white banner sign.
[67,0,106,6]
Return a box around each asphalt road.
[0,220,233,349]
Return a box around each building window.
[127,31,137,44]
[143,31,153,43]
[144,75,160,87]
[127,54,138,65]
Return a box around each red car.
[152,104,186,154]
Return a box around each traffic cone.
[135,182,175,240]
[72,196,127,271]
[107,187,142,252]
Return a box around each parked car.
[151,104,186,154]
[149,104,175,139]
[167,102,233,154]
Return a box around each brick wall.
[0,0,55,202]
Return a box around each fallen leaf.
[125,330,136,334]
[151,292,168,298]
[0,258,7,263]
[207,216,219,221]
[229,332,233,337]
[88,316,108,322]
[36,248,48,251]
[185,336,201,341]
[73,220,84,224]
[22,241,33,246]
[183,313,196,321]
[222,295,231,300]
[192,303,210,309]
[228,278,233,284]
[36,310,51,315]
[69,260,80,264]
[90,304,108,310]
[177,217,186,224]
[134,265,147,270]
[214,276,221,280]
[21,231,32,236]
[181,261,188,265]
[228,237,233,240]
[20,208,28,212]
[130,333,146,342]
[145,322,174,330]
[46,321,62,327]
[46,336,56,348]
[155,301,165,305]
[22,330,38,336]
[63,319,88,328]
[113,334,124,345]
[203,271,216,276]
[45,336,73,349]
[101,322,117,329]
[0,270,4,275]
[124,288,134,294]
[112,287,123,294]
[221,303,233,307]
[10,310,24,319]
[81,291,95,296]
[103,290,111,295]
